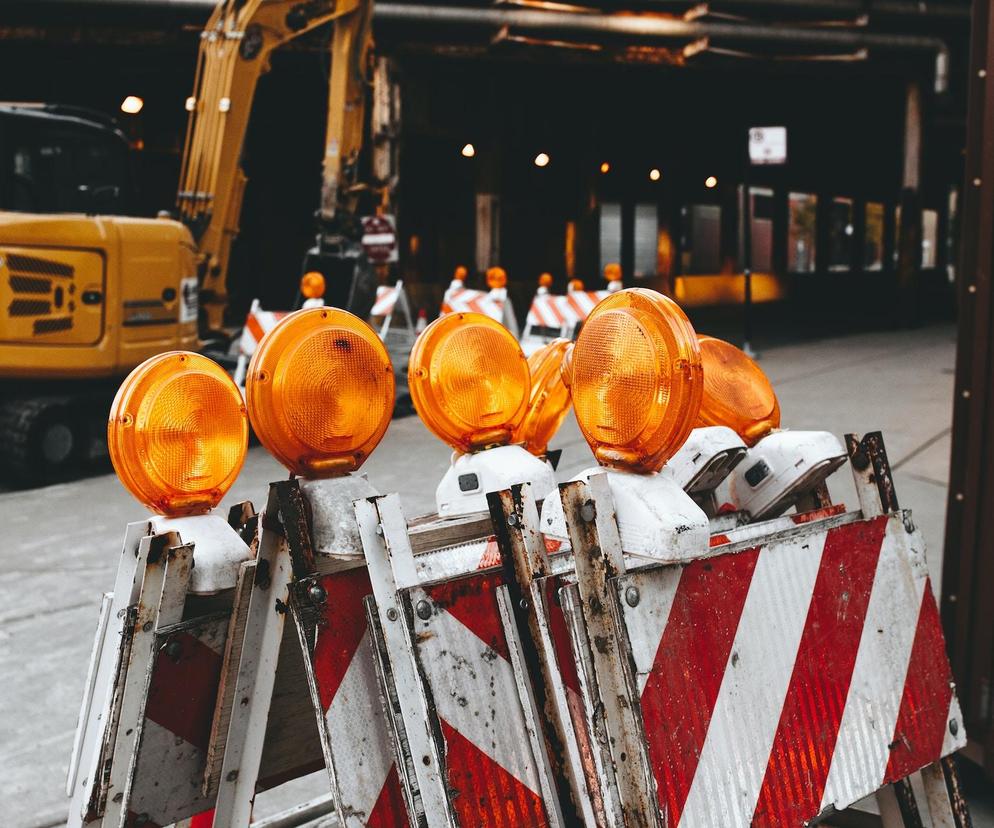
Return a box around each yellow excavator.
[0,0,385,483]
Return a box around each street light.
[120,96,144,115]
[461,143,476,158]
[649,168,661,182]
[705,175,718,189]
[600,161,610,174]
[534,152,550,168]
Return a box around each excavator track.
[0,393,108,486]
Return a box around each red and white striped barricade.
[232,299,291,388]
[521,291,609,355]
[355,493,570,827]
[441,284,520,338]
[494,430,968,827]
[65,495,337,828]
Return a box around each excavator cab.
[0,104,135,217]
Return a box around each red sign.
[361,214,398,264]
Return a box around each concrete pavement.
[0,322,972,827]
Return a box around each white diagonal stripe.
[617,568,682,696]
[820,520,928,812]
[325,629,396,825]
[417,607,544,795]
[679,532,826,828]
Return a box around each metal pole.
[742,134,756,358]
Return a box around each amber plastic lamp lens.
[568,278,584,292]
[697,335,780,446]
[454,265,468,281]
[604,262,622,282]
[108,352,247,516]
[246,308,395,477]
[571,288,703,473]
[409,312,529,453]
[539,272,554,288]
[513,338,572,456]
[300,271,326,299]
[487,267,508,290]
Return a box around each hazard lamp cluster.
[108,351,248,516]
[245,307,395,477]
[408,312,529,453]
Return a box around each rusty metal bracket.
[273,479,316,578]
[846,432,899,518]
[487,483,591,826]
[559,475,660,828]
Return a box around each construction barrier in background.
[441,284,519,338]
[369,280,417,374]
[232,300,290,388]
[521,290,610,355]
[66,431,972,828]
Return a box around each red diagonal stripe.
[246,312,267,345]
[440,719,549,827]
[640,548,760,826]
[884,581,955,782]
[529,302,549,329]
[753,516,888,825]
[367,764,409,827]
[144,631,222,751]
[564,294,588,322]
[545,577,582,696]
[545,297,566,326]
[427,571,510,661]
[313,568,373,711]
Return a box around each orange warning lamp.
[571,288,703,473]
[409,312,529,453]
[560,342,574,389]
[300,271,326,300]
[513,338,572,456]
[486,266,508,290]
[568,278,584,292]
[453,265,468,282]
[108,352,248,516]
[538,272,554,289]
[603,262,621,282]
[246,307,395,477]
[697,335,780,446]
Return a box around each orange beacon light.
[697,335,780,446]
[409,312,555,516]
[513,338,572,457]
[246,307,395,478]
[541,288,710,560]
[246,307,396,557]
[109,351,247,516]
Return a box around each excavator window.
[0,108,132,216]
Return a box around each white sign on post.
[748,126,788,165]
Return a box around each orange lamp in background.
[697,335,781,446]
[300,271,326,300]
[411,312,555,516]
[538,272,554,289]
[453,265,468,283]
[568,278,584,293]
[486,266,508,290]
[108,351,247,516]
[571,288,702,474]
[246,307,394,477]
[513,338,572,457]
[409,313,528,453]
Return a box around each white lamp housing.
[727,430,848,521]
[660,426,747,496]
[436,444,556,518]
[540,467,709,563]
[150,513,251,595]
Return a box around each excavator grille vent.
[7,254,74,279]
[9,275,52,294]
